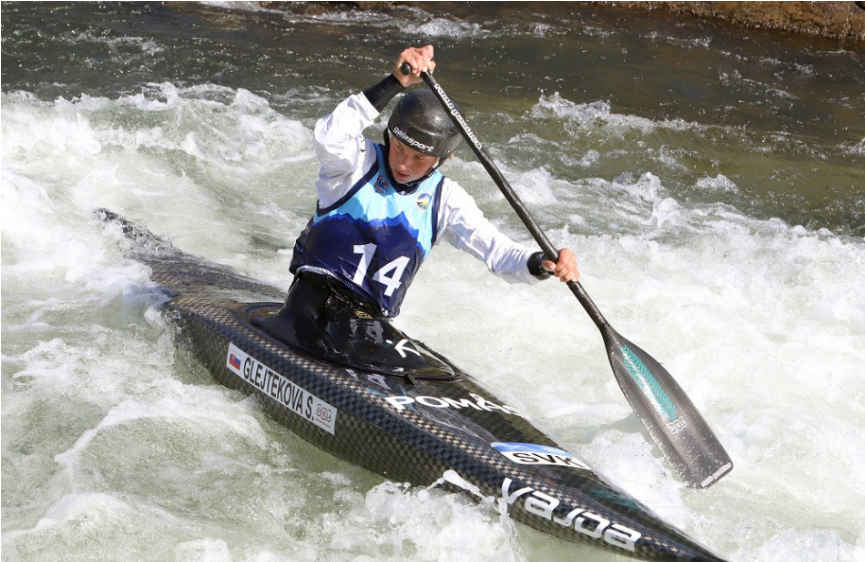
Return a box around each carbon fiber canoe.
[99,209,729,562]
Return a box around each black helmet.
[387,89,461,158]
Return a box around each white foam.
[530,93,695,135]
[402,18,488,39]
[848,137,865,155]
[3,77,864,562]
[324,480,521,562]
[175,538,233,562]
[31,492,169,532]
[695,174,740,193]
[199,1,285,14]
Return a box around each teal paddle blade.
[604,328,733,488]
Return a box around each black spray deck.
[99,209,729,562]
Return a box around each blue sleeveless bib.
[290,144,443,317]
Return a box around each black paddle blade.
[601,328,733,488]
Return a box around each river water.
[2,2,864,561]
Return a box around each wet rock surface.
[604,1,865,42]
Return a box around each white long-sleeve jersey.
[310,91,540,286]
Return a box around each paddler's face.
[388,138,439,184]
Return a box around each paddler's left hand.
[543,248,580,282]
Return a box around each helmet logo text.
[392,126,435,153]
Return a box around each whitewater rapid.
[3,2,864,560]
[3,80,863,562]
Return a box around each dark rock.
[597,1,865,42]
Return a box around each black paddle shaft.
[399,63,608,329]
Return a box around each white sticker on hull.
[384,393,528,418]
[501,478,641,553]
[492,443,591,471]
[226,342,337,435]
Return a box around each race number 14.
[353,243,409,297]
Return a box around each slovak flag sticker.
[226,343,247,374]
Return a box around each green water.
[3,2,863,236]
[3,3,864,562]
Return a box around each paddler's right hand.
[543,248,580,283]
[394,45,435,88]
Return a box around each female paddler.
[256,45,580,375]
